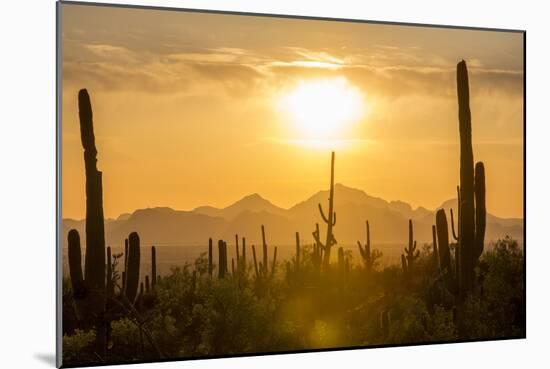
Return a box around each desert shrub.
[62,237,524,365]
[63,329,96,364]
[461,237,525,339]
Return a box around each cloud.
[63,41,523,102]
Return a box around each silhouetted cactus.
[295,232,301,272]
[313,151,337,269]
[401,254,408,274]
[208,238,213,277]
[337,247,345,277]
[107,246,114,296]
[401,220,419,273]
[432,225,439,271]
[252,244,259,278]
[235,234,240,263]
[218,240,228,279]
[474,162,486,260]
[312,223,323,273]
[66,89,107,357]
[261,225,268,275]
[456,60,487,299]
[250,226,277,280]
[241,237,247,269]
[436,209,454,292]
[357,220,382,273]
[124,232,141,303]
[151,246,157,289]
[68,230,84,297]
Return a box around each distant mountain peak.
[234,192,269,203]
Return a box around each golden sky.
[61,4,524,220]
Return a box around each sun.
[278,77,365,141]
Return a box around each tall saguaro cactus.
[313,151,337,268]
[67,89,107,358]
[456,60,487,299]
[79,89,106,290]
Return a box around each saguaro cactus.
[218,240,228,279]
[337,247,345,277]
[402,220,419,273]
[251,226,277,280]
[78,89,106,291]
[313,151,337,269]
[312,223,323,273]
[67,89,108,357]
[261,225,268,275]
[295,232,301,272]
[208,238,213,277]
[357,220,382,273]
[436,209,454,292]
[124,232,141,303]
[456,60,487,299]
[241,237,247,268]
[151,246,157,289]
[432,225,439,271]
[106,246,114,296]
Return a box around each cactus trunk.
[125,232,141,304]
[208,238,213,277]
[151,246,157,289]
[456,60,487,299]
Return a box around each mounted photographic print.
[57,1,525,367]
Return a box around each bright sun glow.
[279,78,365,141]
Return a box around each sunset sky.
[61,4,524,220]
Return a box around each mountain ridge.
[62,184,523,248]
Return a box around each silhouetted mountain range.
[62,184,523,248]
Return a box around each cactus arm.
[312,229,325,250]
[332,211,336,226]
[318,203,329,224]
[357,241,366,259]
[474,161,486,259]
[450,208,459,241]
[401,254,408,273]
